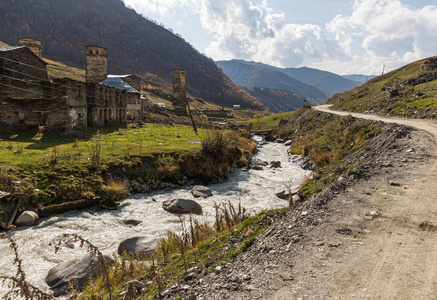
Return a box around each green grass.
[0,124,203,167]
[329,57,437,118]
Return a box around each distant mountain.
[0,0,262,109]
[224,60,361,96]
[216,60,328,101]
[243,87,324,113]
[343,74,377,84]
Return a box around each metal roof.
[100,77,141,94]
[0,46,25,52]
[107,74,133,78]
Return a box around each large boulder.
[45,254,113,297]
[15,211,38,226]
[191,185,213,198]
[276,186,301,200]
[118,237,157,257]
[162,199,202,214]
[270,161,281,168]
[249,158,268,167]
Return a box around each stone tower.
[172,68,187,109]
[85,45,108,83]
[19,38,42,58]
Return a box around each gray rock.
[252,165,264,171]
[118,237,157,257]
[125,279,145,290]
[46,254,113,297]
[250,158,268,167]
[270,161,281,168]
[123,219,142,227]
[284,140,293,146]
[163,199,202,214]
[99,198,118,210]
[275,138,285,143]
[15,211,38,226]
[276,186,300,200]
[191,185,213,198]
[265,210,276,217]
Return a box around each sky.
[123,0,437,75]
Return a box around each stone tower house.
[172,68,187,109]
[85,45,108,83]
[19,38,42,58]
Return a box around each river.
[0,138,310,295]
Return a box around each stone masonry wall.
[85,45,108,83]
[0,47,48,81]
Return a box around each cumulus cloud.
[124,0,437,74]
[327,0,437,73]
[193,0,348,68]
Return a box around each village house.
[0,39,128,131]
[101,75,144,121]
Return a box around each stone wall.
[0,47,48,81]
[19,38,42,58]
[86,83,127,126]
[85,45,108,83]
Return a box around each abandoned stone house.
[0,40,130,131]
[102,75,144,121]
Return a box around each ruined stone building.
[102,75,144,121]
[0,40,127,131]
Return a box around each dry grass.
[101,178,129,201]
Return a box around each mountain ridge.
[218,59,362,97]
[216,60,328,101]
[0,0,262,109]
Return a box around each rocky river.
[0,138,311,296]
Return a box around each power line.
[0,74,64,93]
[0,55,85,80]
[1,66,53,82]
[0,55,52,72]
[0,82,53,98]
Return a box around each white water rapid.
[0,139,311,296]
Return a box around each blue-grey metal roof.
[0,46,25,52]
[100,77,141,94]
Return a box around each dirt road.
[164,105,437,300]
[272,105,437,299]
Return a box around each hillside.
[0,0,262,109]
[244,87,322,113]
[216,60,328,101]
[217,59,361,97]
[343,74,377,84]
[329,56,437,118]
[281,66,359,96]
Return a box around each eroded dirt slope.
[162,105,437,300]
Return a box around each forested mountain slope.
[0,0,262,109]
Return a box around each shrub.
[101,178,129,201]
[201,130,229,156]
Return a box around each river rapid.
[0,138,311,295]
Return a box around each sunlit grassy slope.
[329,56,437,118]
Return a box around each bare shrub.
[101,178,129,201]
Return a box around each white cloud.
[124,0,437,75]
[327,0,437,73]
[192,0,348,69]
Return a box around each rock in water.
[118,237,157,256]
[162,199,202,214]
[270,161,281,168]
[45,254,113,297]
[15,211,38,226]
[191,185,213,198]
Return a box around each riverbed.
[0,139,310,295]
